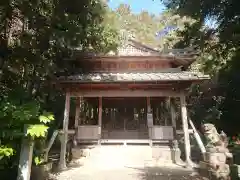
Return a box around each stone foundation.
[72,146,92,159]
[72,145,177,167]
[152,146,172,162]
[199,161,230,179]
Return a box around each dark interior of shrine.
[69,97,182,130]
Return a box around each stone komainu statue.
[202,123,233,180]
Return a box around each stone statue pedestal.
[199,152,231,180]
[199,123,233,180]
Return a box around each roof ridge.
[128,39,159,53]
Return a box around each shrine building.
[56,39,210,169]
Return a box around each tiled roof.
[58,71,210,83]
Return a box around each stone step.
[73,145,174,168]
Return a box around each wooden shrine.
[56,39,210,169]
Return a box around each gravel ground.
[47,146,209,180]
[49,164,208,180]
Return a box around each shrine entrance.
[76,96,177,141]
[101,97,148,140]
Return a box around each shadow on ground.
[125,166,207,180]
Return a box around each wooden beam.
[59,82,190,90]
[189,119,206,154]
[180,93,192,167]
[70,89,181,97]
[59,81,191,86]
[59,92,70,170]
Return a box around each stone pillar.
[59,92,70,170]
[180,93,192,167]
[17,130,34,180]
[98,97,102,145]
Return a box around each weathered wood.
[180,93,192,167]
[147,97,151,113]
[101,130,148,139]
[44,130,59,162]
[71,90,181,97]
[74,97,80,129]
[59,92,70,170]
[74,58,174,73]
[59,82,191,91]
[170,100,185,165]
[79,97,84,125]
[58,129,75,134]
[147,97,153,146]
[176,129,194,134]
[77,126,100,140]
[170,98,177,139]
[151,126,174,140]
[165,97,171,126]
[17,125,34,180]
[189,119,206,154]
[17,140,34,180]
[98,97,102,144]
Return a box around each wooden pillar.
[98,97,102,144]
[59,92,70,170]
[180,93,192,167]
[147,97,153,146]
[147,97,151,113]
[79,97,84,125]
[170,98,184,165]
[75,97,80,129]
[74,97,81,147]
[165,97,171,126]
[170,98,177,139]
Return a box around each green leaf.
[39,111,55,124]
[0,146,14,159]
[27,125,49,138]
[34,156,44,165]
[39,115,49,124]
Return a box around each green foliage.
[34,155,44,166]
[39,111,55,124]
[0,0,118,177]
[0,146,14,160]
[27,125,49,138]
[162,0,240,135]
[105,4,194,49]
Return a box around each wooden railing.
[44,130,59,161]
[43,129,76,162]
[150,126,174,140]
[76,125,100,140]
